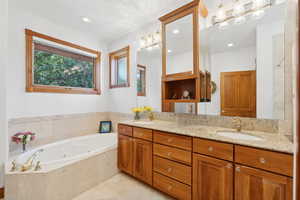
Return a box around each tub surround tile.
[120,120,294,154]
[73,173,173,200]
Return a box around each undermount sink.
[133,121,154,125]
[217,131,264,141]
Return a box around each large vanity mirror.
[136,0,293,121]
[200,2,290,120]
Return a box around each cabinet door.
[118,135,133,175]
[133,138,153,185]
[193,154,233,200]
[235,165,293,200]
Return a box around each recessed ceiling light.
[172,29,180,34]
[227,43,234,47]
[168,49,172,53]
[82,17,91,23]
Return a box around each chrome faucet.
[21,149,44,172]
[232,117,242,132]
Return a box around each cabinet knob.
[167,185,173,191]
[208,146,214,152]
[236,166,241,172]
[167,152,172,157]
[167,168,173,173]
[167,138,173,143]
[259,157,266,164]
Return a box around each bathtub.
[5,133,119,200]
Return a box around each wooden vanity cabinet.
[235,165,293,200]
[118,134,133,175]
[193,153,233,200]
[133,138,153,185]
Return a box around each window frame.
[25,29,101,95]
[137,64,146,96]
[109,46,130,88]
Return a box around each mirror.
[200,2,288,120]
[165,14,194,75]
[137,1,293,120]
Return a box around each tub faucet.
[21,149,44,172]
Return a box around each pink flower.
[11,132,36,144]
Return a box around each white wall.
[167,51,193,74]
[0,0,9,188]
[7,1,110,119]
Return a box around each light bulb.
[218,21,229,29]
[233,3,245,17]
[216,9,226,22]
[253,0,265,9]
[154,31,161,42]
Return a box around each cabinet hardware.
[226,164,232,169]
[167,138,173,143]
[167,152,172,157]
[236,166,241,172]
[167,185,173,191]
[208,146,213,152]
[167,168,173,173]
[259,157,266,164]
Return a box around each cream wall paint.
[0,0,8,188]
[7,2,110,119]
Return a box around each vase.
[134,112,140,120]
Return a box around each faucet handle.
[34,161,42,171]
[10,160,17,172]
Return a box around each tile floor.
[73,173,174,200]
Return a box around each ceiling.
[14,0,193,43]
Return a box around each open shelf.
[164,78,197,101]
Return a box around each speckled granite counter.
[120,120,294,154]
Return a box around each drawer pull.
[226,164,232,169]
[208,146,214,152]
[167,185,173,191]
[167,138,173,143]
[236,166,241,172]
[167,168,173,173]
[167,152,172,157]
[259,157,266,164]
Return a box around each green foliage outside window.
[34,50,94,88]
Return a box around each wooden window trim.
[25,29,101,95]
[109,46,130,89]
[137,64,146,96]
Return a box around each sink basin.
[217,131,263,141]
[133,121,154,125]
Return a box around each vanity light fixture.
[82,17,91,23]
[172,29,180,34]
[139,30,161,50]
[216,1,226,23]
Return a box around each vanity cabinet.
[118,135,133,175]
[193,154,233,200]
[235,165,293,200]
[118,124,293,200]
[133,138,153,185]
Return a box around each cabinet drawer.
[153,131,192,151]
[154,143,191,165]
[153,172,191,200]
[193,138,234,161]
[118,124,133,137]
[153,156,192,185]
[235,146,293,177]
[133,127,153,141]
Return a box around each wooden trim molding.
[137,65,146,96]
[109,46,130,89]
[297,1,300,199]
[0,187,4,198]
[25,29,101,95]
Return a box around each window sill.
[26,86,101,95]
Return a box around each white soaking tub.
[5,133,119,200]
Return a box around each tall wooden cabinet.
[193,154,233,200]
[118,134,133,174]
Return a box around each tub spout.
[34,161,42,171]
[10,160,17,172]
[21,149,44,172]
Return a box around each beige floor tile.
[73,173,174,200]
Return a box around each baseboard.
[0,187,4,198]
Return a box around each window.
[109,46,130,88]
[26,29,101,94]
[137,65,146,96]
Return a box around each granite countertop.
[120,120,294,154]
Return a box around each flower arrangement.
[12,132,36,152]
[132,106,154,121]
